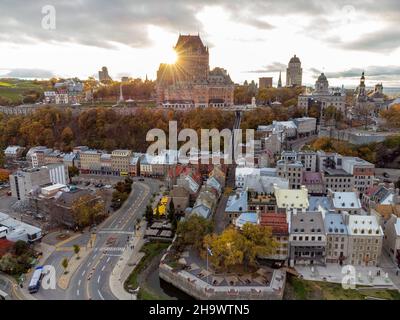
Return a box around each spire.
[278,71,282,88]
[118,84,124,103]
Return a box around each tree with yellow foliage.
[72,195,105,229]
[203,224,277,271]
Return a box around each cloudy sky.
[0,0,399,87]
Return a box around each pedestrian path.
[296,264,396,288]
[109,221,147,300]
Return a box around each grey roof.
[324,213,348,235]
[290,211,325,234]
[226,191,248,213]
[308,196,333,214]
[191,204,211,219]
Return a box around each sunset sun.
[164,48,178,64]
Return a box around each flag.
[207,247,213,256]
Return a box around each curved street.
[32,178,160,300]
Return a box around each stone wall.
[319,127,395,145]
[159,260,286,300]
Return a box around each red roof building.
[260,213,289,236]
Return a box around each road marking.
[97,289,105,300]
[97,275,101,283]
[81,270,86,277]
[78,280,81,286]
[92,254,98,260]
[87,262,91,267]
[77,289,80,296]
[101,265,106,272]
[55,233,81,248]
[106,257,111,263]
[104,254,121,257]
[98,230,134,235]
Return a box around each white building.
[341,156,375,193]
[43,163,68,185]
[9,168,51,201]
[344,213,383,266]
[382,215,400,266]
[329,190,362,215]
[0,212,42,243]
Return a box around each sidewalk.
[296,264,396,288]
[109,221,147,300]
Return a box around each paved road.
[34,178,160,300]
[375,168,400,183]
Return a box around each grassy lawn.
[137,287,162,300]
[285,275,400,300]
[0,79,51,104]
[124,242,170,290]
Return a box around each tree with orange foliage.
[381,104,400,128]
[0,169,10,182]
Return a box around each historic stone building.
[286,55,302,87]
[156,34,234,109]
[297,73,346,115]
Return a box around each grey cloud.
[338,29,400,53]
[310,66,400,80]
[2,68,55,78]
[246,62,286,73]
[0,0,399,50]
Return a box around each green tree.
[241,223,277,266]
[73,244,80,259]
[61,258,69,274]
[176,215,213,252]
[0,149,5,168]
[145,204,153,224]
[68,166,79,179]
[14,240,29,256]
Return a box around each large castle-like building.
[156,34,234,110]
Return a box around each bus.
[28,266,44,294]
